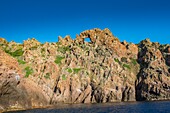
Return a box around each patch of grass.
[85,47,89,51]
[62,74,66,80]
[29,46,38,50]
[131,58,137,65]
[67,68,72,73]
[114,58,121,65]
[73,68,81,74]
[41,48,45,53]
[5,48,24,57]
[114,58,119,63]
[12,49,24,57]
[57,46,70,54]
[4,49,11,54]
[56,42,61,46]
[44,73,50,79]
[25,66,33,78]
[54,55,65,65]
[86,71,89,76]
[18,59,26,64]
[42,54,45,57]
[123,64,131,70]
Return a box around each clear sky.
[0,0,170,44]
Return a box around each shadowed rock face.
[0,28,170,111]
[136,39,170,101]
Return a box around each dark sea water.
[9,101,170,113]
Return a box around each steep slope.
[0,28,170,111]
[136,39,170,100]
[0,41,49,111]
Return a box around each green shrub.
[5,49,11,54]
[42,54,45,57]
[62,74,66,80]
[44,73,50,79]
[54,55,65,65]
[114,58,119,63]
[67,68,72,73]
[11,49,24,57]
[30,46,38,50]
[85,47,89,51]
[73,68,81,74]
[25,66,33,77]
[114,58,121,65]
[18,59,26,64]
[123,64,131,70]
[56,42,61,46]
[57,46,70,54]
[5,48,24,57]
[131,58,137,65]
[41,48,45,53]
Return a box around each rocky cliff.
[0,28,170,112]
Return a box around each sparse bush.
[44,73,50,79]
[25,66,33,77]
[5,48,24,57]
[123,64,131,70]
[86,71,89,76]
[54,55,65,65]
[18,59,26,64]
[114,58,119,63]
[12,49,24,57]
[41,48,45,53]
[131,58,137,65]
[114,58,121,65]
[67,68,72,73]
[4,48,10,54]
[42,54,45,57]
[85,47,89,51]
[56,42,61,46]
[62,74,66,80]
[30,46,38,50]
[57,46,70,54]
[73,68,81,74]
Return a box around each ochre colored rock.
[23,38,41,50]
[58,35,73,46]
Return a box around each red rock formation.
[0,28,170,112]
[0,49,48,111]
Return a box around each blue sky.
[0,0,170,44]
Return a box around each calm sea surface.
[8,101,170,113]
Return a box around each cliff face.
[0,28,170,111]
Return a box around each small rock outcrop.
[0,28,170,112]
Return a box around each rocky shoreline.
[0,28,170,112]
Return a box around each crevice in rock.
[49,76,60,104]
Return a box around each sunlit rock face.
[0,28,170,112]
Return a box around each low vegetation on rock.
[0,28,170,112]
